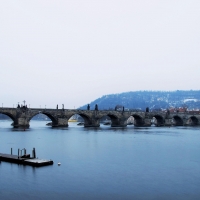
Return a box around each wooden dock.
[0,149,53,167]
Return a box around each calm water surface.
[0,120,200,200]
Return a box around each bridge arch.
[73,113,92,126]
[0,112,15,122]
[152,115,165,126]
[188,116,198,125]
[0,112,17,127]
[172,115,183,126]
[99,113,119,126]
[29,112,57,126]
[130,114,144,126]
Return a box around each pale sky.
[0,0,200,108]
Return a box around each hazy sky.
[0,0,200,108]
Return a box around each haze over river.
[0,120,200,200]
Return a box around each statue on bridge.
[95,104,98,111]
[166,109,170,116]
[57,104,58,109]
[87,104,90,110]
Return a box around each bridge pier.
[143,118,152,127]
[164,118,172,126]
[134,118,151,127]
[14,117,30,128]
[84,118,100,127]
[111,118,127,127]
[52,118,68,127]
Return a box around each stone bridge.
[0,107,200,128]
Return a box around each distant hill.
[79,90,200,111]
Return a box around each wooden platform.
[0,153,53,167]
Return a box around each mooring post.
[11,148,12,155]
[18,148,20,158]
[32,148,36,158]
[34,148,36,158]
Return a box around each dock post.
[11,148,12,155]
[32,148,36,158]
[34,148,36,158]
[18,148,20,158]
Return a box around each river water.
[0,120,200,200]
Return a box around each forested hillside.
[79,90,200,111]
